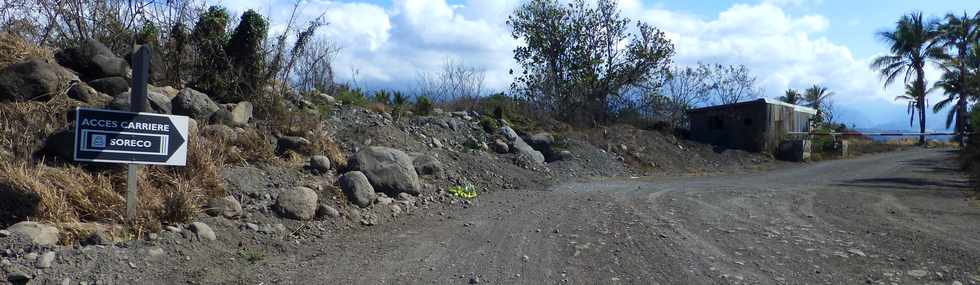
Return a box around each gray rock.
[0,230,9,237]
[164,225,181,233]
[87,76,129,97]
[172,88,220,120]
[243,223,259,231]
[350,146,422,195]
[67,82,112,105]
[317,204,341,218]
[35,252,55,268]
[205,196,242,219]
[499,126,544,164]
[201,124,238,142]
[41,130,74,160]
[492,139,509,154]
[149,85,180,99]
[6,271,31,282]
[318,93,336,104]
[189,222,216,241]
[275,187,319,220]
[110,90,172,113]
[397,192,414,201]
[230,101,253,126]
[377,196,393,205]
[907,270,928,278]
[558,150,573,161]
[81,230,114,246]
[528,132,555,146]
[310,155,332,173]
[147,247,164,257]
[277,136,312,154]
[0,59,79,102]
[55,39,128,80]
[412,155,443,176]
[340,171,377,208]
[5,221,59,246]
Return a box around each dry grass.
[0,97,227,243]
[0,32,54,69]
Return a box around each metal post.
[127,45,151,224]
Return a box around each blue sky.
[221,0,979,130]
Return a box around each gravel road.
[22,148,978,285]
[285,148,978,285]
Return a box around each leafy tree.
[224,9,269,102]
[871,12,940,145]
[508,0,674,125]
[658,64,712,125]
[189,6,233,101]
[779,89,802,105]
[932,12,978,140]
[708,64,759,105]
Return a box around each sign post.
[72,46,189,224]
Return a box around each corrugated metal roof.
[687,98,818,115]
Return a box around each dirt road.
[276,148,977,285]
[29,149,979,284]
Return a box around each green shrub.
[372,90,391,104]
[479,116,500,133]
[415,96,434,116]
[189,6,233,102]
[224,9,268,102]
[448,183,478,199]
[337,88,368,106]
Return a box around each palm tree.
[898,83,929,128]
[778,89,802,105]
[871,12,940,145]
[932,12,977,141]
[803,85,834,110]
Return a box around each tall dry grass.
[0,32,54,69]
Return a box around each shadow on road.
[835,177,970,191]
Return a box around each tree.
[707,64,759,105]
[189,6,233,102]
[779,89,802,105]
[803,85,834,110]
[225,9,268,102]
[414,58,487,109]
[292,37,340,93]
[932,12,977,142]
[871,12,940,145]
[658,64,712,125]
[897,83,929,129]
[508,0,674,126]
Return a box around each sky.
[219,0,979,130]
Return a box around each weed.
[448,183,478,199]
[415,96,434,116]
[238,248,265,264]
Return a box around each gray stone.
[172,88,220,120]
[0,59,79,102]
[318,93,336,104]
[377,196,393,205]
[81,230,114,246]
[397,192,414,201]
[275,187,319,220]
[340,171,377,208]
[0,230,9,237]
[6,271,31,282]
[147,247,164,257]
[528,132,555,146]
[42,130,75,160]
[5,221,59,246]
[87,76,129,97]
[244,223,259,231]
[558,150,573,161]
[492,139,509,154]
[907,270,928,278]
[412,155,443,176]
[317,204,341,219]
[55,39,128,80]
[110,90,172,114]
[67,82,112,105]
[310,155,332,173]
[230,101,253,126]
[350,146,422,195]
[500,127,544,165]
[164,225,181,233]
[205,196,243,219]
[35,251,55,268]
[149,85,179,99]
[201,124,238,142]
[277,136,312,154]
[189,222,216,241]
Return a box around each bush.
[415,95,434,116]
[479,116,500,133]
[337,88,368,106]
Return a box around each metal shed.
[686,98,817,153]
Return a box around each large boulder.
[205,196,242,219]
[109,89,172,114]
[5,221,59,246]
[67,82,112,106]
[0,60,79,102]
[275,187,318,220]
[210,101,252,127]
[500,126,545,165]
[412,154,443,177]
[171,88,219,120]
[87,76,129,97]
[527,132,559,162]
[309,155,332,174]
[339,171,377,208]
[55,39,129,80]
[350,147,422,195]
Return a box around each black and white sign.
[74,108,189,165]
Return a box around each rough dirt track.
[232,148,975,285]
[31,149,978,284]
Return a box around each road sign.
[73,108,189,166]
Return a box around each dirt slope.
[9,148,978,285]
